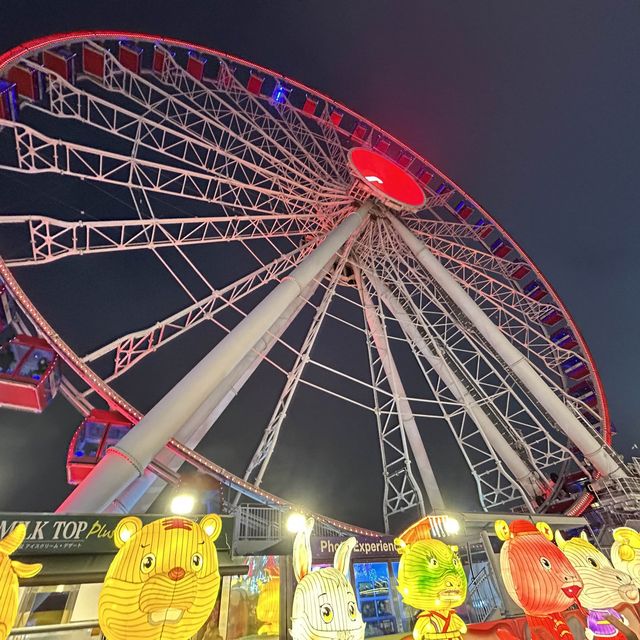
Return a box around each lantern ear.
[613,527,640,547]
[579,530,589,542]
[334,537,356,578]
[292,517,314,582]
[618,544,635,562]
[394,537,407,554]
[0,523,27,555]
[11,560,42,579]
[536,522,554,541]
[555,530,566,549]
[495,520,511,541]
[200,514,223,542]
[114,516,142,549]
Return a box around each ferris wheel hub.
[347,148,426,211]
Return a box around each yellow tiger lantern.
[0,524,42,640]
[98,514,223,640]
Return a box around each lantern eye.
[452,556,459,567]
[429,557,438,568]
[320,604,334,623]
[588,557,598,568]
[347,601,357,620]
[539,557,552,571]
[191,552,204,571]
[140,553,156,574]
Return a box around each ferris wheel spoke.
[0,121,347,216]
[371,241,586,474]
[88,43,340,190]
[81,243,314,382]
[406,252,581,382]
[360,265,542,508]
[359,267,533,511]
[26,62,339,203]
[194,56,342,183]
[0,213,317,266]
[241,254,349,490]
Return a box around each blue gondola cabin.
[67,409,133,485]
[0,335,60,412]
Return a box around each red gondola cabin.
[0,335,60,412]
[67,409,133,485]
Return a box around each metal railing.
[9,620,99,637]
[233,503,342,542]
[466,565,502,624]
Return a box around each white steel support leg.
[57,204,372,514]
[357,270,444,512]
[366,270,542,501]
[106,277,322,514]
[387,213,626,480]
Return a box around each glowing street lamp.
[286,512,307,534]
[170,492,196,515]
[444,516,460,535]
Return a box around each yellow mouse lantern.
[0,524,42,640]
[611,527,640,588]
[98,514,223,640]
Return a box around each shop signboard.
[311,535,399,562]
[0,513,233,556]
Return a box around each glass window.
[0,343,27,374]
[16,584,80,628]
[18,347,53,380]
[353,562,397,637]
[99,425,130,458]
[227,556,280,639]
[73,421,105,460]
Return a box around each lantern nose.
[168,566,186,581]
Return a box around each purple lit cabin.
[523,280,547,301]
[569,382,597,408]
[491,239,511,258]
[0,335,60,412]
[561,355,589,380]
[551,327,578,350]
[0,80,18,121]
[67,409,133,485]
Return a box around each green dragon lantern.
[395,517,467,640]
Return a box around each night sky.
[0,1,639,532]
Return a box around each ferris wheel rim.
[0,31,609,517]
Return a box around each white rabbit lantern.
[291,517,365,640]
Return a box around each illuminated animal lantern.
[291,517,365,640]
[611,527,640,588]
[257,572,280,636]
[394,517,467,640]
[0,524,42,640]
[495,519,583,640]
[555,530,638,640]
[98,514,223,640]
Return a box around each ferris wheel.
[0,32,630,531]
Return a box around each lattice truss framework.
[0,34,613,526]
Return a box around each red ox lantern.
[495,519,583,640]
